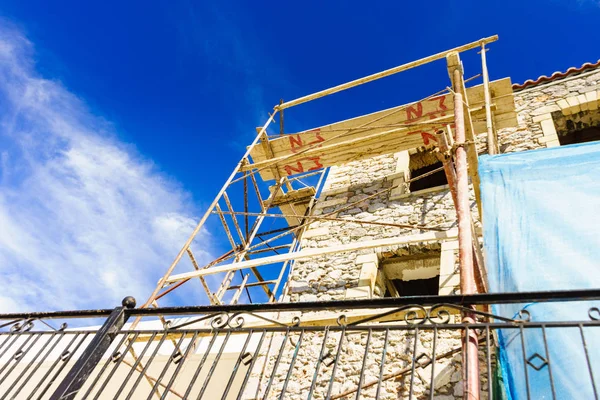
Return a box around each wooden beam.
[275,35,498,110]
[255,81,513,160]
[227,280,278,290]
[256,127,293,190]
[247,79,515,181]
[165,229,459,283]
[263,186,316,208]
[263,185,317,226]
[480,43,498,155]
[446,52,483,217]
[230,274,249,305]
[186,249,218,305]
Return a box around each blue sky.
[0,1,599,311]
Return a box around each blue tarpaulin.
[479,141,600,399]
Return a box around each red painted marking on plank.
[283,161,304,175]
[289,135,303,153]
[407,95,450,121]
[282,156,323,176]
[307,130,325,148]
[420,131,438,145]
[306,156,323,171]
[406,102,423,121]
[290,129,323,153]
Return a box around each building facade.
[242,62,600,399]
[1,61,599,400]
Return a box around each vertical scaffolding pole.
[453,73,480,400]
[436,126,458,206]
[480,43,497,155]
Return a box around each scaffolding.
[125,35,517,399]
[133,35,514,315]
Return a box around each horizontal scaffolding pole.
[275,36,498,110]
[165,229,460,283]
[227,280,278,290]
[212,210,447,232]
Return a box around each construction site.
[0,35,599,399]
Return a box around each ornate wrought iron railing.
[0,289,598,399]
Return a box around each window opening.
[381,253,441,297]
[388,276,440,297]
[408,150,447,192]
[558,125,600,146]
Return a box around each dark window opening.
[558,126,600,146]
[409,161,447,192]
[385,275,440,297]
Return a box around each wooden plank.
[230,274,249,305]
[247,117,450,178]
[253,78,513,160]
[276,35,498,110]
[256,128,294,190]
[278,203,307,226]
[263,186,316,226]
[247,79,516,180]
[263,186,316,208]
[257,94,454,157]
[165,229,459,283]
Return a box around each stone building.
[286,60,600,305]
[2,56,599,400]
[241,60,600,399]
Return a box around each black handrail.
[1,288,599,320]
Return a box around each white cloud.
[0,22,213,312]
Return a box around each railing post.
[50,296,136,400]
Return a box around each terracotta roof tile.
[513,60,600,90]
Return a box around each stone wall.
[498,69,600,151]
[285,153,463,303]
[243,328,492,400]
[266,68,600,400]
[283,68,600,304]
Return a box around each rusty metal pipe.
[437,126,487,295]
[453,70,481,400]
[436,127,459,206]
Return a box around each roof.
[513,60,600,91]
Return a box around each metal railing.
[0,289,598,399]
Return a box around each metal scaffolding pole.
[452,72,481,400]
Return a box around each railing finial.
[122,296,136,309]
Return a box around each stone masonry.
[244,66,600,399]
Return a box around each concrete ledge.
[532,113,553,123]
[345,286,371,299]
[356,253,378,264]
[391,184,450,201]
